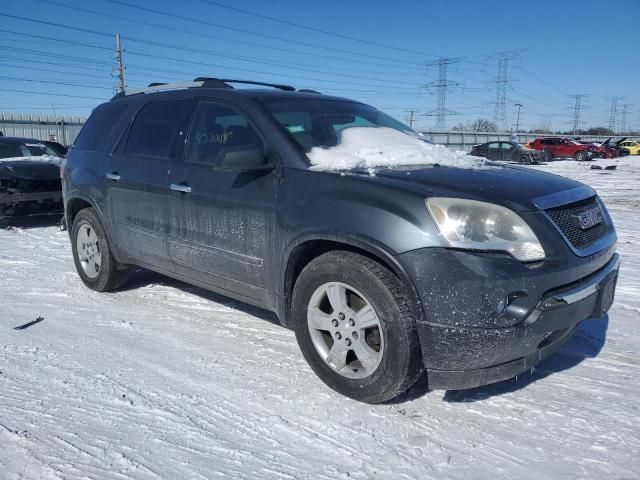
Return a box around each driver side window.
[186,101,264,166]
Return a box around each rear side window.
[74,102,129,151]
[125,100,190,159]
[185,101,264,166]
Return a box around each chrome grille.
[546,197,608,249]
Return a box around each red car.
[581,138,620,159]
[528,137,594,161]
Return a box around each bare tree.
[469,119,498,132]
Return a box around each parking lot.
[1,157,638,479]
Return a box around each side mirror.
[216,149,275,173]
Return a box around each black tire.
[542,149,553,161]
[291,251,423,403]
[71,207,127,292]
[519,154,532,165]
[574,150,588,161]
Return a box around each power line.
[30,0,427,73]
[106,0,430,67]
[0,88,106,100]
[0,76,113,90]
[0,15,425,89]
[197,0,437,58]
[423,58,463,129]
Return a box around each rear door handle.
[106,172,120,181]
[170,183,192,193]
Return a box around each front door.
[166,100,280,303]
[105,99,193,267]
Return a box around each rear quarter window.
[74,102,129,151]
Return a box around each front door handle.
[106,172,120,181]
[170,183,192,194]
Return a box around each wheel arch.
[278,233,424,328]
[65,195,117,256]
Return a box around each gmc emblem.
[575,206,604,230]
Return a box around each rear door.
[105,99,193,267]
[499,142,516,161]
[165,99,280,303]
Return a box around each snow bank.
[0,155,62,165]
[307,127,486,171]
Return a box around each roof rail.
[193,77,295,91]
[110,81,206,100]
[110,77,306,101]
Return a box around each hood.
[348,163,589,212]
[615,137,628,146]
[0,158,61,181]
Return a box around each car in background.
[0,137,64,217]
[529,137,594,161]
[617,139,640,156]
[580,138,619,159]
[470,141,543,164]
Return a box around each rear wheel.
[291,251,423,403]
[71,208,127,292]
[543,149,553,161]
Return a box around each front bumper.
[398,247,619,391]
[0,190,63,217]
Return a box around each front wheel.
[291,251,423,403]
[519,154,532,165]
[71,208,128,292]
[574,150,588,161]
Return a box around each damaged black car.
[0,137,64,218]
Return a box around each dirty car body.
[0,137,63,217]
[62,79,619,400]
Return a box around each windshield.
[261,98,419,154]
[0,141,60,159]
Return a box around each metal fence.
[0,113,87,147]
[418,131,613,152]
[0,113,617,151]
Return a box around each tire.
[519,154,532,165]
[574,150,588,161]
[543,149,553,161]
[71,207,128,292]
[291,251,423,403]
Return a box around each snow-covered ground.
[1,157,639,480]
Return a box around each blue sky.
[1,0,638,131]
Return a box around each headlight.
[426,197,545,262]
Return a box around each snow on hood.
[0,155,62,166]
[307,127,486,171]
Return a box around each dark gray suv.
[62,78,619,403]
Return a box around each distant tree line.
[450,119,639,136]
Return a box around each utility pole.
[490,51,520,130]
[115,32,126,94]
[406,109,416,129]
[423,57,463,130]
[513,103,523,132]
[607,96,623,134]
[568,94,588,135]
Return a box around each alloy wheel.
[307,282,384,379]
